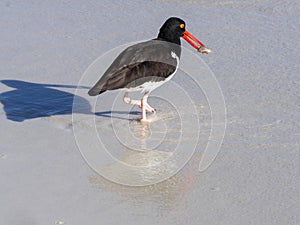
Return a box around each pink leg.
[123,92,156,113]
[141,92,149,122]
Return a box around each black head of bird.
[158,17,211,54]
[157,17,186,45]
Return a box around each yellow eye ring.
[180,24,185,29]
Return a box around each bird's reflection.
[127,114,156,151]
[90,115,201,210]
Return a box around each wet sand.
[0,0,299,224]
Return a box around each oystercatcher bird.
[88,17,211,122]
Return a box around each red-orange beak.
[183,30,211,54]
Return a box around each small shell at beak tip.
[198,46,212,54]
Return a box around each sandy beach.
[0,0,299,224]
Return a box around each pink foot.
[139,103,156,113]
[123,95,155,113]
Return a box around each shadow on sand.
[0,79,143,122]
[0,80,91,122]
[95,110,141,121]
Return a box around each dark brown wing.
[88,40,179,96]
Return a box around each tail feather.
[88,88,106,96]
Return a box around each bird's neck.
[156,35,181,46]
[153,36,181,57]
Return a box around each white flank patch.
[127,51,179,93]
